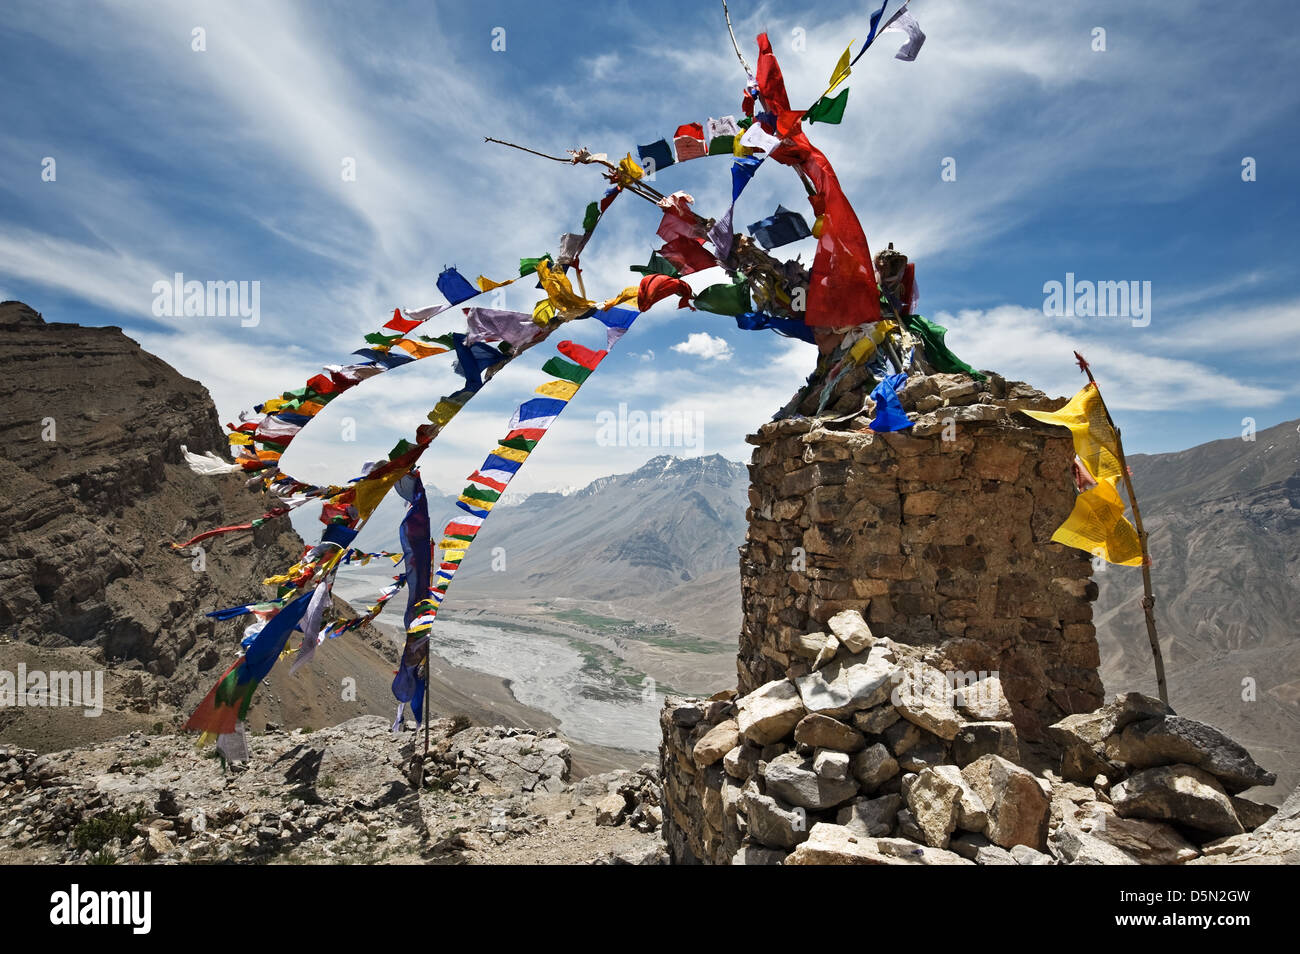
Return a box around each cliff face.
[0,301,301,672]
[0,302,403,748]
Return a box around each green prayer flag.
[388,438,414,459]
[541,356,592,385]
[364,331,404,346]
[901,314,987,381]
[497,436,538,452]
[583,202,600,232]
[629,251,680,277]
[694,281,752,316]
[806,88,849,125]
[461,485,500,503]
[707,134,735,156]
[519,254,552,277]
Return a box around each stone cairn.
[660,366,1280,864]
[660,611,1277,865]
[742,371,1103,746]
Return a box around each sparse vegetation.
[73,805,147,853]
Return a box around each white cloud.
[672,332,732,361]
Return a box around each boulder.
[795,654,896,719]
[1110,764,1244,837]
[764,752,859,810]
[952,721,1020,767]
[723,742,761,780]
[954,673,1013,722]
[827,610,875,654]
[975,845,1017,865]
[692,719,740,769]
[1191,784,1300,865]
[1010,845,1055,865]
[1105,716,1276,794]
[737,680,806,746]
[905,765,982,849]
[1048,693,1174,782]
[1049,819,1139,865]
[836,794,901,837]
[851,743,899,793]
[731,844,788,865]
[740,790,809,850]
[785,825,974,865]
[893,663,966,740]
[961,755,1049,850]
[852,705,901,735]
[794,713,867,753]
[814,749,850,781]
[594,793,628,826]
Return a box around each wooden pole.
[1074,353,1168,705]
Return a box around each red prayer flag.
[637,274,695,312]
[659,236,717,275]
[754,33,881,327]
[383,307,424,333]
[557,339,608,370]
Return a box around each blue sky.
[1,0,1297,502]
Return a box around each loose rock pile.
[660,609,1282,865]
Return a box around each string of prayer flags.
[747,205,812,250]
[851,0,910,66]
[868,371,913,431]
[899,313,986,381]
[419,319,635,625]
[806,88,849,125]
[185,590,314,739]
[436,267,478,305]
[673,123,707,161]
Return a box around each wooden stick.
[721,0,753,76]
[1074,353,1168,705]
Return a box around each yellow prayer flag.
[228,432,254,445]
[535,258,593,319]
[601,286,639,310]
[492,445,530,463]
[1021,383,1123,482]
[535,379,579,400]
[532,299,556,326]
[355,466,408,519]
[617,153,644,182]
[1051,476,1143,566]
[440,549,466,562]
[477,275,512,292]
[824,41,854,97]
[428,399,463,427]
[457,494,494,512]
